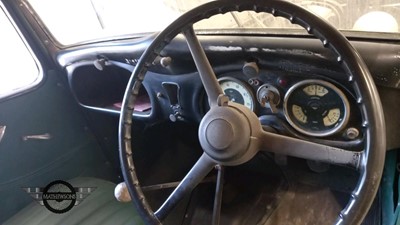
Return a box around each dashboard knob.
[154,56,172,67]
[94,58,107,71]
[346,127,359,139]
[242,62,259,77]
[160,56,172,67]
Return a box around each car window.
[27,0,181,45]
[0,6,41,99]
[26,0,400,46]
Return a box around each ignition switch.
[257,84,281,113]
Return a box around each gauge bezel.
[218,77,256,112]
[283,79,350,137]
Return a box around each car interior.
[0,0,400,225]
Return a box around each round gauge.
[218,77,255,111]
[284,79,350,137]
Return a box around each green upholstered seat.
[4,177,144,225]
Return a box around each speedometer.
[284,80,350,137]
[218,77,255,111]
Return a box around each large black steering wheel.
[119,1,386,224]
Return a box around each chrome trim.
[0,126,5,143]
[22,133,52,141]
[283,79,350,137]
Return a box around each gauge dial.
[284,80,350,137]
[218,77,255,111]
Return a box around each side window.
[0,6,41,98]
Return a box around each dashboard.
[59,34,400,151]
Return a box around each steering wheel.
[119,1,386,224]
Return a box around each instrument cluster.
[216,70,356,139]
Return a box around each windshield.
[26,0,400,45]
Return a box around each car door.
[0,2,106,222]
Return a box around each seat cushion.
[4,177,144,225]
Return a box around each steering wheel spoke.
[182,26,223,107]
[259,130,362,168]
[212,165,224,225]
[154,153,216,221]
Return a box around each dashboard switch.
[162,82,184,122]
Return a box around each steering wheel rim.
[119,1,386,225]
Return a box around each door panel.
[0,69,112,222]
[0,3,112,222]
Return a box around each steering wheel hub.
[199,103,260,165]
[205,118,234,150]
